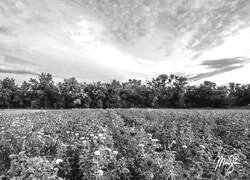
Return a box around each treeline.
[0,73,250,109]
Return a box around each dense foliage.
[1,73,250,109]
[0,109,249,179]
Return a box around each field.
[0,109,249,180]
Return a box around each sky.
[0,0,250,85]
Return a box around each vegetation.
[0,109,249,179]
[1,73,250,109]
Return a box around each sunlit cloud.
[0,0,250,84]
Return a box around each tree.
[103,80,122,108]
[184,81,228,108]
[147,74,188,108]
[84,82,107,108]
[36,73,59,109]
[58,77,88,108]
[1,73,250,109]
[0,78,18,108]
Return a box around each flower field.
[0,109,249,179]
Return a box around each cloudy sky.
[1,0,250,84]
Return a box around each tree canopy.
[0,73,250,109]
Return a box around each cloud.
[158,0,250,56]
[0,26,16,36]
[0,67,39,75]
[78,0,250,56]
[188,57,250,81]
[1,0,250,84]
[0,55,37,66]
[201,57,249,69]
[0,55,39,76]
[188,65,244,81]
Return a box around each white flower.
[104,148,111,152]
[147,172,154,179]
[80,137,85,140]
[66,131,70,134]
[152,139,159,142]
[75,133,79,136]
[199,145,205,149]
[138,144,145,148]
[122,168,130,174]
[113,150,118,155]
[55,159,63,164]
[182,145,187,149]
[98,133,103,137]
[82,140,88,146]
[97,170,104,176]
[172,140,176,144]
[94,150,101,156]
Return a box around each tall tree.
[58,77,88,108]
[37,73,59,108]
[0,78,18,108]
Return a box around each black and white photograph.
[0,0,249,179]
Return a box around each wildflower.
[93,136,98,139]
[138,144,145,148]
[104,147,111,152]
[113,150,118,155]
[152,139,159,142]
[75,133,79,136]
[199,145,205,149]
[55,159,63,164]
[147,171,154,179]
[98,133,103,137]
[82,140,88,146]
[66,131,70,134]
[97,170,104,176]
[90,134,94,137]
[94,150,101,156]
[182,145,187,149]
[172,140,176,144]
[18,151,25,156]
[80,137,85,140]
[122,168,130,174]
[8,154,16,159]
[54,167,59,172]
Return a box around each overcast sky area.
[1,0,250,85]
